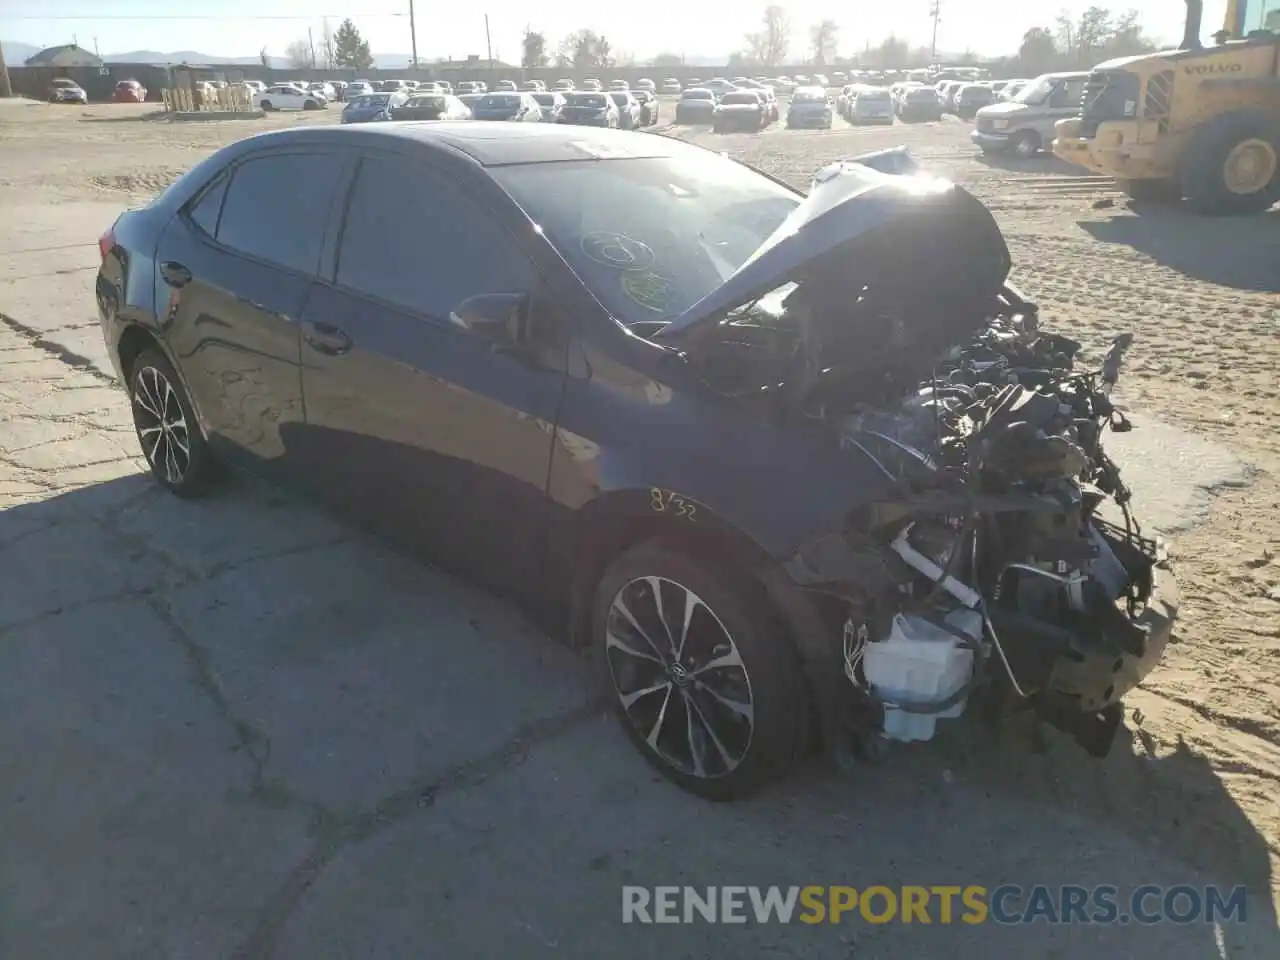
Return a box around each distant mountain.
[103,49,292,67]
[1,40,42,64]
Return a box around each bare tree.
[810,19,838,64]
[320,20,336,71]
[762,5,790,66]
[259,46,270,68]
[285,38,314,70]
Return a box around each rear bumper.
[787,114,831,127]
[852,115,893,124]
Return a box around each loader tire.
[1179,112,1280,215]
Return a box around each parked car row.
[336,88,663,129]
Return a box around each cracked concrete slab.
[0,599,312,960]
[163,539,597,813]
[112,476,355,579]
[275,721,1280,960]
[0,515,169,629]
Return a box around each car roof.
[233,122,688,168]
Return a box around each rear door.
[155,147,351,475]
[297,151,568,592]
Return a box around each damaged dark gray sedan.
[96,124,1178,800]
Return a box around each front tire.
[128,348,216,497]
[1010,131,1041,157]
[593,539,806,800]
[1179,113,1280,215]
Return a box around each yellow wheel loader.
[1053,0,1280,214]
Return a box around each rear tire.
[128,348,217,498]
[593,539,806,801]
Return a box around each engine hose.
[972,531,1033,699]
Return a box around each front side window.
[215,152,346,274]
[335,155,537,322]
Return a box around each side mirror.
[449,292,530,346]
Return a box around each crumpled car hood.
[658,153,1012,342]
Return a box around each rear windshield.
[907,88,939,101]
[792,88,826,102]
[405,96,445,109]
[479,94,520,108]
[721,92,760,105]
[350,95,390,107]
[681,89,713,100]
[857,89,890,100]
[567,93,607,107]
[960,85,993,98]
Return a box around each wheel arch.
[565,490,779,650]
[113,322,212,439]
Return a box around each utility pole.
[308,27,316,68]
[409,0,419,68]
[929,1,942,67]
[484,14,493,64]
[0,41,11,98]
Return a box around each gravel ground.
[1,97,1278,955]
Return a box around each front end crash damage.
[661,153,1180,762]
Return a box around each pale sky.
[2,0,1232,62]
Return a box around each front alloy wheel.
[594,540,805,800]
[129,348,215,497]
[606,576,755,779]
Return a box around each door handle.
[160,261,192,288]
[303,321,353,356]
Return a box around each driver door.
[297,152,567,594]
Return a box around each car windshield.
[479,94,520,109]
[53,79,77,88]
[1015,75,1058,104]
[682,90,712,100]
[406,96,445,109]
[858,89,890,100]
[352,95,390,107]
[721,92,759,105]
[532,93,556,105]
[792,88,825,102]
[567,93,607,107]
[907,88,938,101]
[491,154,800,327]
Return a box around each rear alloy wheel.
[129,348,215,497]
[594,540,805,800]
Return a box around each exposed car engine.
[836,297,1173,758]
[669,157,1177,762]
[692,285,1175,760]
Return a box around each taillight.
[98,223,116,261]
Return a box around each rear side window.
[187,174,228,238]
[216,152,346,275]
[334,155,536,322]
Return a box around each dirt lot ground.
[1,98,1278,958]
